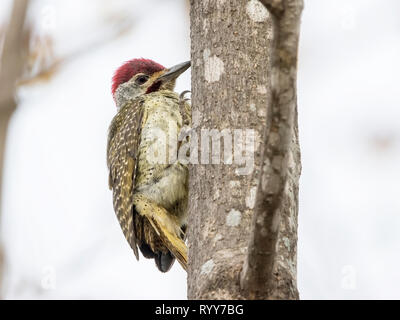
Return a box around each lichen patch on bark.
[200,259,215,275]
[226,209,242,227]
[203,49,225,83]
[246,0,270,22]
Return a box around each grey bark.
[188,0,302,300]
[0,0,29,295]
[240,0,303,299]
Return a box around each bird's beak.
[157,61,191,82]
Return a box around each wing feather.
[107,93,189,271]
[107,98,145,259]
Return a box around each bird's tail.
[133,195,187,271]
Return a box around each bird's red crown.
[111,58,165,95]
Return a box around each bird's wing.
[107,98,145,259]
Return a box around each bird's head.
[111,58,190,108]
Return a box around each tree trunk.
[187,0,302,300]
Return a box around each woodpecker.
[107,58,191,272]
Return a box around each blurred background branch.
[0,0,29,296]
[18,15,133,86]
[0,0,135,297]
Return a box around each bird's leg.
[179,91,191,127]
[132,194,188,271]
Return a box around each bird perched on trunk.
[107,58,191,272]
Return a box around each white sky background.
[0,0,399,299]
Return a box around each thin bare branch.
[0,0,30,295]
[240,0,303,299]
[18,17,133,86]
[0,0,29,108]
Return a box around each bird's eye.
[136,75,149,85]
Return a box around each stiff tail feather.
[133,195,187,271]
